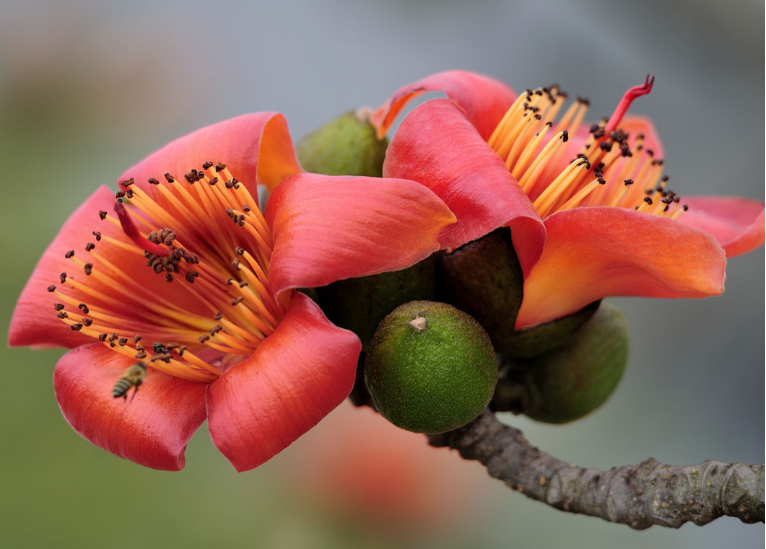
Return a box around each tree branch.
[427,410,765,529]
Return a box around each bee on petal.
[112,363,147,400]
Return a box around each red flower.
[372,71,764,328]
[8,113,456,471]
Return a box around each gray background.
[0,0,762,548]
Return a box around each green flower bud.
[296,109,388,177]
[365,301,497,434]
[494,302,629,424]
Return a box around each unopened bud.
[297,109,388,177]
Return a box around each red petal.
[118,113,302,200]
[207,292,360,472]
[515,207,726,328]
[54,344,208,470]
[370,70,517,141]
[680,196,764,257]
[265,173,456,296]
[383,98,545,276]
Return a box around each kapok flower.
[8,113,456,471]
[372,71,764,328]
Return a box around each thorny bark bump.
[428,410,764,529]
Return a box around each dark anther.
[47,284,56,292]
[198,335,210,343]
[683,205,689,211]
[214,311,223,320]
[645,189,654,195]
[599,142,613,152]
[98,333,107,342]
[85,242,95,252]
[99,210,107,220]
[148,178,160,185]
[118,338,128,346]
[115,191,126,199]
[57,311,68,319]
[545,121,553,127]
[231,258,241,270]
[92,231,102,241]
[135,351,147,359]
[663,205,670,212]
[239,281,248,288]
[235,247,245,255]
[644,197,653,205]
[661,175,670,182]
[84,263,93,276]
[620,143,632,157]
[210,324,223,336]
[646,149,654,157]
[65,250,75,258]
[126,189,134,199]
[166,342,179,350]
[185,271,199,284]
[243,205,251,213]
[224,179,234,189]
[165,273,173,283]
[226,278,234,286]
[237,215,245,226]
[108,333,118,342]
[78,303,89,314]
[203,161,214,169]
[533,114,542,120]
[179,346,187,356]
[82,318,93,327]
[60,272,67,283]
[121,178,135,187]
[231,178,240,189]
[208,177,218,186]
[133,335,142,344]
[577,96,590,106]
[561,130,569,142]
[596,162,605,170]
[54,303,65,311]
[164,173,175,183]
[215,162,226,172]
[225,207,234,218]
[71,323,83,331]
[623,179,634,186]
[184,171,198,183]
[231,296,244,305]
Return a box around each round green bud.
[365,301,497,434]
[505,302,629,424]
[296,109,388,177]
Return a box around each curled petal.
[207,292,360,472]
[516,207,726,328]
[265,173,456,296]
[118,113,302,200]
[54,344,208,471]
[384,98,545,276]
[370,70,517,140]
[680,196,764,257]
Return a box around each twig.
[427,410,764,529]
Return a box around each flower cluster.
[9,72,763,471]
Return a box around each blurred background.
[0,0,762,547]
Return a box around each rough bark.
[428,410,765,529]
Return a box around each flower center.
[49,162,288,383]
[487,76,688,220]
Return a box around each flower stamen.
[50,163,287,383]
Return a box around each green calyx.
[437,228,598,358]
[493,302,629,424]
[316,255,437,349]
[296,109,388,177]
[364,301,497,434]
